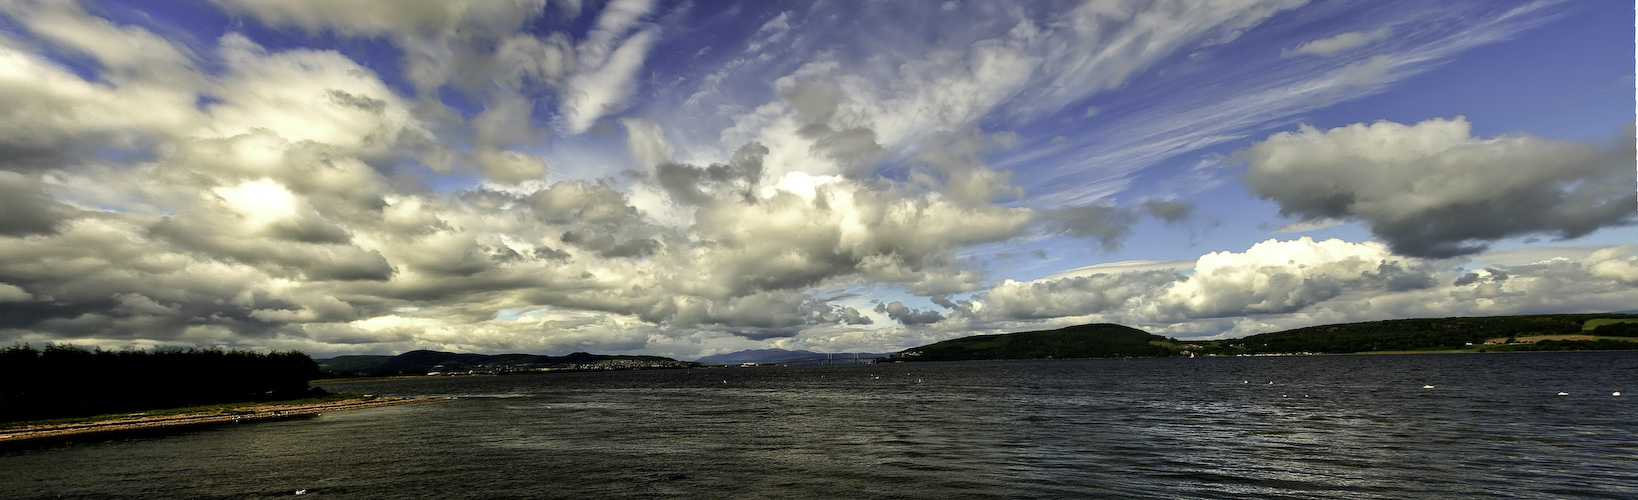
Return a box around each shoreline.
[0,397,445,445]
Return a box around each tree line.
[1,344,321,423]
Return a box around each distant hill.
[879,314,1638,362]
[694,348,890,365]
[880,323,1172,362]
[1200,313,1638,355]
[318,350,695,375]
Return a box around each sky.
[0,0,1633,360]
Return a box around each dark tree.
[1,344,323,423]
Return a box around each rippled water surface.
[4,352,1636,498]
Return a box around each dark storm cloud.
[0,171,71,236]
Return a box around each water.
[3,352,1635,499]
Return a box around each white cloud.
[1586,246,1638,285]
[3,0,197,86]
[0,1,1626,359]
[621,118,674,170]
[1044,259,1193,280]
[0,35,200,169]
[959,238,1638,339]
[1151,237,1430,319]
[205,34,425,158]
[1283,27,1393,58]
[211,0,478,37]
[1243,118,1637,257]
[558,0,657,134]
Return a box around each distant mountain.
[695,348,891,365]
[318,350,696,375]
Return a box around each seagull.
[1557,392,1569,396]
[1423,385,1435,389]
[295,490,306,496]
[1614,392,1622,397]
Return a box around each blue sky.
[0,0,1631,359]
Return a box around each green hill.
[1195,313,1638,355]
[879,323,1173,362]
[881,313,1638,362]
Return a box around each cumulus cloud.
[0,17,200,169]
[1147,238,1436,319]
[0,2,1626,361]
[972,237,1438,325]
[655,143,767,206]
[875,301,945,325]
[213,0,584,179]
[1243,118,1637,257]
[981,271,1179,321]
[205,34,428,160]
[1283,27,1392,57]
[959,237,1638,340]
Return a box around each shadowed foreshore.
[0,397,445,445]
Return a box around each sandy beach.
[0,397,445,444]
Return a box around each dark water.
[4,352,1636,499]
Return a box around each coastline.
[0,397,445,445]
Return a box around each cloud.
[0,171,71,236]
[559,0,658,133]
[206,34,428,160]
[1144,199,1194,223]
[978,237,1440,324]
[0,1,1625,360]
[1243,118,1637,257]
[875,301,944,325]
[654,143,767,206]
[621,118,674,170]
[962,237,1638,340]
[213,0,577,181]
[0,31,199,169]
[211,0,479,37]
[1283,27,1392,58]
[981,271,1179,321]
[1147,237,1438,320]
[0,282,32,302]
[1039,203,1138,250]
